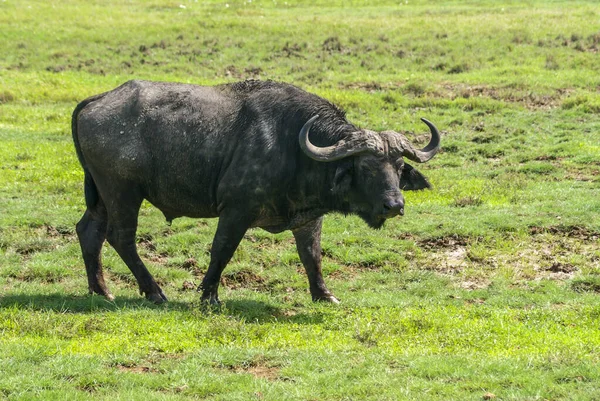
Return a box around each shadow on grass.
[0,293,190,313]
[0,294,326,325]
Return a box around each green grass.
[2,0,600,399]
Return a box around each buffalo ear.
[331,160,353,194]
[400,162,431,191]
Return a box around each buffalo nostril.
[384,200,404,216]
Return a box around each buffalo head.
[299,116,440,229]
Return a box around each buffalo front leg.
[76,208,113,300]
[199,212,251,305]
[293,218,339,303]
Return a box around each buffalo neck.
[291,158,348,215]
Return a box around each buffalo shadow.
[0,293,325,325]
[0,293,189,313]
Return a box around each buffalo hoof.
[200,295,222,313]
[146,290,168,304]
[89,287,115,301]
[201,293,221,306]
[313,294,340,304]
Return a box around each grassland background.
[1,0,600,400]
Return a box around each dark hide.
[72,79,438,304]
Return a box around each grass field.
[1,0,600,399]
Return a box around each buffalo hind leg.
[293,218,339,303]
[76,207,113,300]
[199,212,252,305]
[105,193,167,304]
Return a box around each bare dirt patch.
[416,234,470,250]
[529,225,600,241]
[322,36,343,53]
[218,357,282,381]
[180,257,198,270]
[539,33,600,54]
[243,365,280,380]
[221,268,266,290]
[340,81,385,92]
[411,235,475,274]
[565,167,600,182]
[336,81,573,110]
[405,231,598,284]
[137,233,156,251]
[546,262,577,274]
[437,83,573,110]
[281,42,305,58]
[180,280,197,292]
[457,278,491,291]
[115,363,159,374]
[118,365,156,374]
[146,253,169,265]
[45,224,75,238]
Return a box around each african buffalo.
[72,79,440,304]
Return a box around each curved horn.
[299,115,380,162]
[402,118,441,163]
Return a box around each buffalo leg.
[76,207,113,300]
[292,218,339,303]
[104,193,167,304]
[199,212,251,305]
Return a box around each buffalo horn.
[299,115,383,162]
[401,118,441,163]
